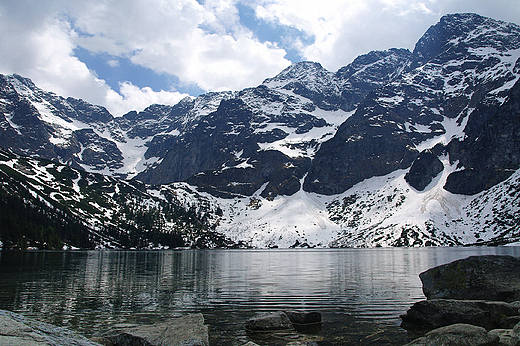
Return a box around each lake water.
[1,247,520,345]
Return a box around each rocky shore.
[400,255,520,346]
[2,254,519,345]
[0,310,209,346]
[0,309,322,346]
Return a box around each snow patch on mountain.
[214,183,341,248]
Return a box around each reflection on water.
[1,247,519,345]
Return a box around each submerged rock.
[404,323,499,346]
[419,255,520,302]
[245,311,294,331]
[0,309,100,346]
[284,311,322,325]
[245,311,323,333]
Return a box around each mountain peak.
[262,61,331,88]
[412,13,520,68]
[7,73,38,90]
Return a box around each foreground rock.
[400,299,520,332]
[97,313,209,346]
[419,255,520,302]
[401,255,520,345]
[404,323,500,346]
[0,309,100,346]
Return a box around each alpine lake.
[1,247,519,345]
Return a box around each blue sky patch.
[73,47,205,96]
[236,3,314,62]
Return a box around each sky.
[1,0,519,116]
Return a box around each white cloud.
[0,0,519,117]
[105,82,190,117]
[0,12,110,105]
[69,0,291,91]
[251,0,520,71]
[0,0,291,115]
[252,0,436,71]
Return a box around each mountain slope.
[0,148,231,249]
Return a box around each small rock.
[404,323,499,346]
[500,316,520,329]
[488,329,516,346]
[245,312,294,331]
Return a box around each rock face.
[404,323,500,346]
[305,13,520,196]
[419,255,520,302]
[400,299,520,331]
[445,78,520,195]
[100,313,209,346]
[404,150,444,191]
[0,309,100,346]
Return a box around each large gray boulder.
[400,299,520,332]
[0,310,100,346]
[420,255,520,302]
[100,314,209,346]
[404,323,499,346]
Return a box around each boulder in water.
[419,255,520,302]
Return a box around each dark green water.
[1,247,519,345]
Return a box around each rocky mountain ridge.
[1,13,520,248]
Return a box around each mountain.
[0,13,519,248]
[306,13,520,195]
[136,51,412,197]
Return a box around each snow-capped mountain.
[1,13,519,249]
[306,13,520,195]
